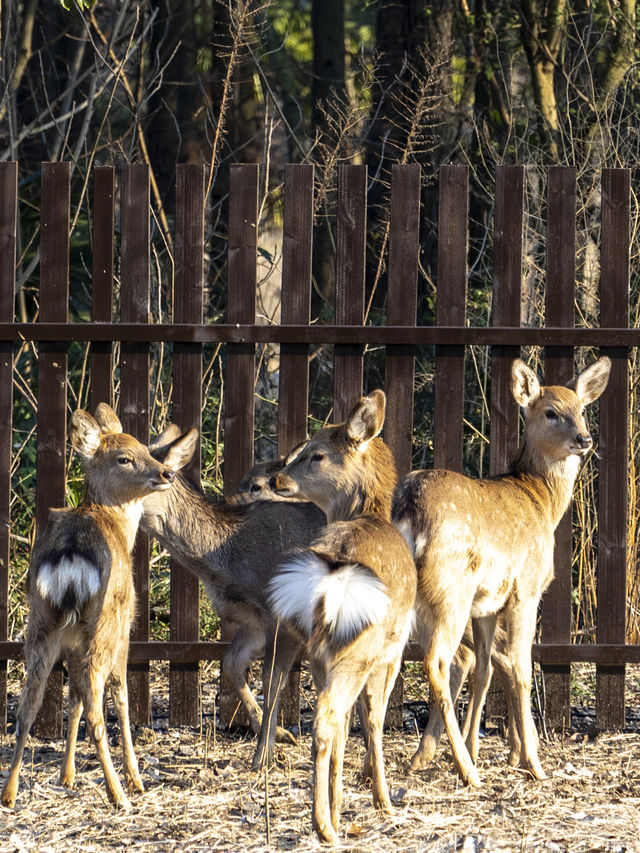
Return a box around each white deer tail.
[268,552,389,644]
[36,556,101,624]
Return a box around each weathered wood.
[34,163,70,738]
[541,166,576,731]
[596,168,630,730]
[120,164,151,726]
[0,163,17,732]
[90,166,115,412]
[170,164,205,726]
[434,165,468,472]
[334,164,366,420]
[220,164,258,728]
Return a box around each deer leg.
[60,665,83,789]
[80,667,130,810]
[1,635,62,808]
[110,641,143,795]
[503,601,546,780]
[490,624,524,766]
[423,640,475,764]
[464,614,498,764]
[222,622,268,737]
[328,711,349,831]
[360,656,403,814]
[251,626,301,771]
[415,616,481,787]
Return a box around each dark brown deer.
[1,405,181,810]
[137,424,326,771]
[393,357,610,786]
[268,390,416,845]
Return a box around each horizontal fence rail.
[0,160,635,737]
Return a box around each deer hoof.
[275,725,297,746]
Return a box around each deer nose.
[575,433,592,449]
[162,468,176,483]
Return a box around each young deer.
[393,357,610,786]
[268,390,416,845]
[1,405,181,810]
[138,424,326,771]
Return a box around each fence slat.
[334,165,366,420]
[34,162,71,737]
[220,163,258,728]
[486,165,524,725]
[434,165,468,471]
[541,165,576,731]
[170,164,205,726]
[90,166,115,412]
[120,164,151,726]
[277,164,314,730]
[596,168,630,729]
[0,163,17,731]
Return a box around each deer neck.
[82,492,145,552]
[326,439,395,524]
[511,441,581,528]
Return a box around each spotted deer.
[268,390,416,845]
[393,357,611,786]
[1,405,182,810]
[137,424,326,771]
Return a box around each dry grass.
[1,664,640,852]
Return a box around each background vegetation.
[1,0,639,658]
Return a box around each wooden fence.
[0,160,637,741]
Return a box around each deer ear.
[156,427,199,471]
[346,389,386,445]
[71,410,102,459]
[511,359,541,409]
[93,403,123,435]
[150,423,182,453]
[569,356,612,405]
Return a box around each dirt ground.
[1,665,639,852]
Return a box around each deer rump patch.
[268,552,389,646]
[35,549,102,615]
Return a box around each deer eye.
[545,409,558,421]
[311,452,325,463]
[118,455,133,465]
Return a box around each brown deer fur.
[137,425,326,771]
[269,390,416,845]
[392,357,611,786]
[1,405,181,811]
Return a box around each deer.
[127,422,326,771]
[392,356,611,786]
[1,404,182,811]
[268,390,416,845]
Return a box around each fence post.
[90,166,115,413]
[220,163,258,728]
[34,162,71,738]
[276,163,314,729]
[334,164,366,420]
[486,165,524,727]
[170,164,205,726]
[384,163,421,727]
[541,165,576,732]
[596,168,630,729]
[0,162,17,733]
[120,163,152,726]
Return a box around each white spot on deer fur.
[268,553,389,642]
[36,556,101,611]
[414,534,427,559]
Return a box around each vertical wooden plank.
[276,164,314,730]
[223,163,258,494]
[90,166,115,412]
[120,164,151,726]
[170,164,204,727]
[0,163,17,733]
[541,165,576,731]
[220,163,258,727]
[34,162,70,738]
[385,164,420,477]
[596,168,629,729]
[384,164,420,727]
[334,164,366,421]
[434,165,468,472]
[486,165,524,725]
